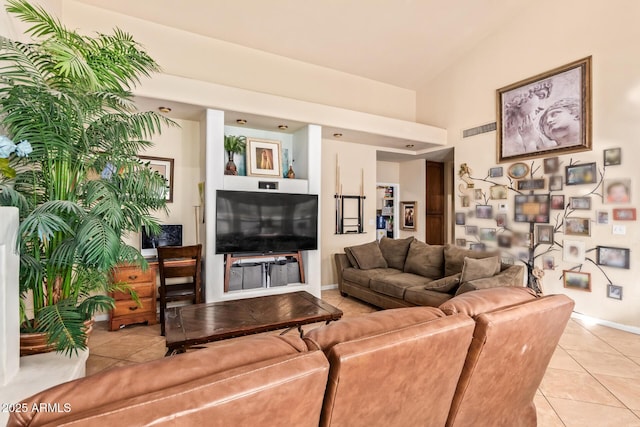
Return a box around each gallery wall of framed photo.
[455,144,637,325]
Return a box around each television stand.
[223,251,305,292]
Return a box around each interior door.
[425,161,444,244]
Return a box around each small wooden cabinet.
[109,264,157,331]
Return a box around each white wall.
[376,161,400,183]
[417,0,640,328]
[398,160,426,241]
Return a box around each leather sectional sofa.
[9,287,574,427]
[336,237,526,309]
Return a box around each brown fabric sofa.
[336,237,525,309]
[10,287,572,427]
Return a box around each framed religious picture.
[401,201,417,231]
[138,155,174,202]
[497,57,592,163]
[246,138,282,177]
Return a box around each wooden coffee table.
[164,291,343,355]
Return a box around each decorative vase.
[20,318,95,356]
[224,151,238,176]
[287,164,295,179]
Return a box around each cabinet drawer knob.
[128,306,139,311]
[128,275,138,280]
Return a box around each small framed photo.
[246,138,282,177]
[489,167,503,178]
[138,155,174,202]
[570,196,591,210]
[551,195,566,210]
[542,256,555,270]
[607,284,623,300]
[474,189,484,200]
[604,148,621,166]
[517,178,546,191]
[514,232,532,248]
[563,240,586,263]
[604,179,631,204]
[469,242,487,252]
[460,195,470,207]
[495,213,507,227]
[490,185,508,200]
[565,162,597,185]
[612,208,637,221]
[497,234,512,248]
[549,175,564,191]
[507,162,530,179]
[455,212,466,225]
[401,201,418,231]
[479,228,497,241]
[596,210,609,225]
[564,217,591,236]
[514,194,550,223]
[465,225,478,235]
[596,246,630,269]
[543,157,560,174]
[536,225,554,244]
[563,270,591,292]
[455,238,467,247]
[476,205,493,219]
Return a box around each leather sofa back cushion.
[439,286,538,317]
[346,241,388,270]
[379,236,414,270]
[403,240,444,279]
[444,244,500,277]
[460,256,501,284]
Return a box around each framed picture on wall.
[607,284,623,300]
[246,138,282,177]
[563,270,591,292]
[596,246,630,269]
[138,155,174,203]
[401,201,417,231]
[497,57,592,163]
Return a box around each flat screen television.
[216,190,318,254]
[140,224,183,258]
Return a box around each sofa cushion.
[371,273,433,299]
[424,273,462,293]
[346,241,388,270]
[439,287,538,316]
[404,286,454,307]
[342,267,403,288]
[344,247,359,268]
[379,236,414,270]
[460,256,501,284]
[404,240,444,279]
[444,244,500,277]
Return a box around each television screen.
[216,190,318,254]
[141,224,183,257]
[514,194,550,223]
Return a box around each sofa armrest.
[457,264,525,295]
[334,253,351,285]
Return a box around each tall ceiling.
[73,0,529,91]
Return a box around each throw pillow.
[403,240,444,279]
[344,247,359,268]
[444,244,500,277]
[424,273,461,293]
[460,256,501,284]
[379,236,414,270]
[347,241,388,270]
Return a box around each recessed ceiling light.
[278,124,288,130]
[158,106,171,113]
[406,144,415,148]
[333,133,343,138]
[236,119,247,125]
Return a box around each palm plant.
[0,0,174,355]
[224,134,246,175]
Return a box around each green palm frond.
[36,298,86,356]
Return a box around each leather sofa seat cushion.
[404,286,454,307]
[304,306,445,352]
[378,236,414,270]
[342,267,403,288]
[460,256,501,284]
[444,244,500,277]
[370,273,433,299]
[346,241,388,270]
[403,240,444,279]
[439,286,538,316]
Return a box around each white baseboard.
[321,284,338,291]
[571,311,640,335]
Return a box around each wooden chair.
[157,244,203,336]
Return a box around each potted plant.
[0,0,173,355]
[224,134,246,175]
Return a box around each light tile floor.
[87,289,640,426]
